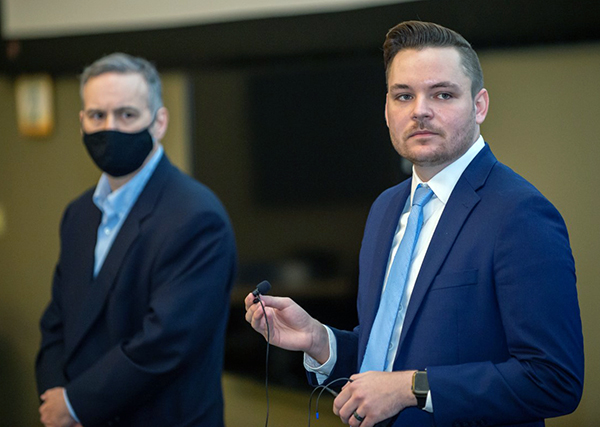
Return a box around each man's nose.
[103,114,117,130]
[411,96,433,121]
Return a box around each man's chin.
[399,147,443,166]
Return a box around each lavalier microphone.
[252,280,272,303]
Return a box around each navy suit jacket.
[36,155,237,427]
[319,145,584,427]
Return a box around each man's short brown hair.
[383,20,484,96]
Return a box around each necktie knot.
[412,184,434,207]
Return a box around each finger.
[256,295,293,309]
[249,301,267,322]
[245,304,270,339]
[333,386,352,416]
[244,303,260,323]
[349,410,366,427]
[338,402,356,424]
[349,372,366,381]
[243,293,255,310]
[249,309,265,331]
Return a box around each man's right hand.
[244,294,330,364]
[39,387,78,427]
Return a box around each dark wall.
[2,0,599,75]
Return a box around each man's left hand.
[39,387,78,427]
[333,370,417,426]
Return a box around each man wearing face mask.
[35,53,237,427]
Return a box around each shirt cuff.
[63,389,81,423]
[303,325,337,384]
[423,390,433,412]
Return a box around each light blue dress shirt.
[92,146,164,277]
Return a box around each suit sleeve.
[64,208,236,426]
[35,266,68,395]
[35,206,73,395]
[427,193,584,426]
[306,326,359,388]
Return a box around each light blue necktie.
[360,184,434,372]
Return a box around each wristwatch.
[411,370,429,409]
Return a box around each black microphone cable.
[307,377,352,426]
[252,281,393,427]
[258,296,270,427]
[253,281,272,427]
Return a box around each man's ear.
[474,88,489,125]
[150,107,169,141]
[384,95,390,127]
[79,110,85,135]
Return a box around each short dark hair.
[383,20,484,96]
[79,53,163,114]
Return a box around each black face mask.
[83,128,154,177]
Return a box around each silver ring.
[353,411,365,423]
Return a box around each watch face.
[413,371,429,395]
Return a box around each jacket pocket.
[430,269,478,290]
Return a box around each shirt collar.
[411,135,485,204]
[93,145,164,215]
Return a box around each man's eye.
[121,112,137,120]
[396,94,413,101]
[90,112,104,120]
[437,93,453,100]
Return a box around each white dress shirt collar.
[410,135,485,204]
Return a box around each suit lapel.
[397,145,497,351]
[65,156,173,362]
[65,195,101,307]
[358,183,411,361]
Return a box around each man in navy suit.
[245,21,583,427]
[36,53,236,427]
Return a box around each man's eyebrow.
[83,108,103,114]
[431,81,461,90]
[389,84,411,91]
[84,106,140,113]
[388,82,462,91]
[114,106,141,113]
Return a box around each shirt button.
[104,227,111,235]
